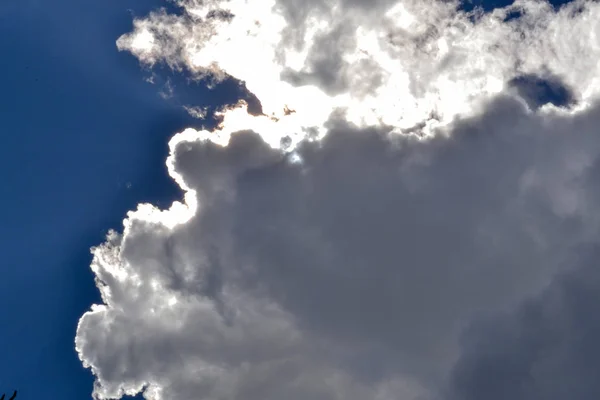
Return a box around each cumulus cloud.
[76,0,600,399]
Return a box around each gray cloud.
[447,243,600,400]
[77,92,600,399]
[224,95,600,379]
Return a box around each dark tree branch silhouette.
[0,390,17,400]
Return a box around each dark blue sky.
[0,0,246,398]
[460,0,572,12]
[0,0,575,398]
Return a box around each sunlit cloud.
[117,0,600,144]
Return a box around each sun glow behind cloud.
[118,0,600,146]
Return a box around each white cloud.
[117,0,600,142]
[77,1,600,399]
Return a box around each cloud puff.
[76,0,600,399]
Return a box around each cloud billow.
[76,0,600,399]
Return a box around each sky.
[1,0,244,398]
[2,0,599,399]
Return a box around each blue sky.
[0,0,586,399]
[0,0,230,397]
[461,0,571,11]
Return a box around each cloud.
[447,243,600,400]
[116,0,600,141]
[76,0,600,399]
[76,93,600,399]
